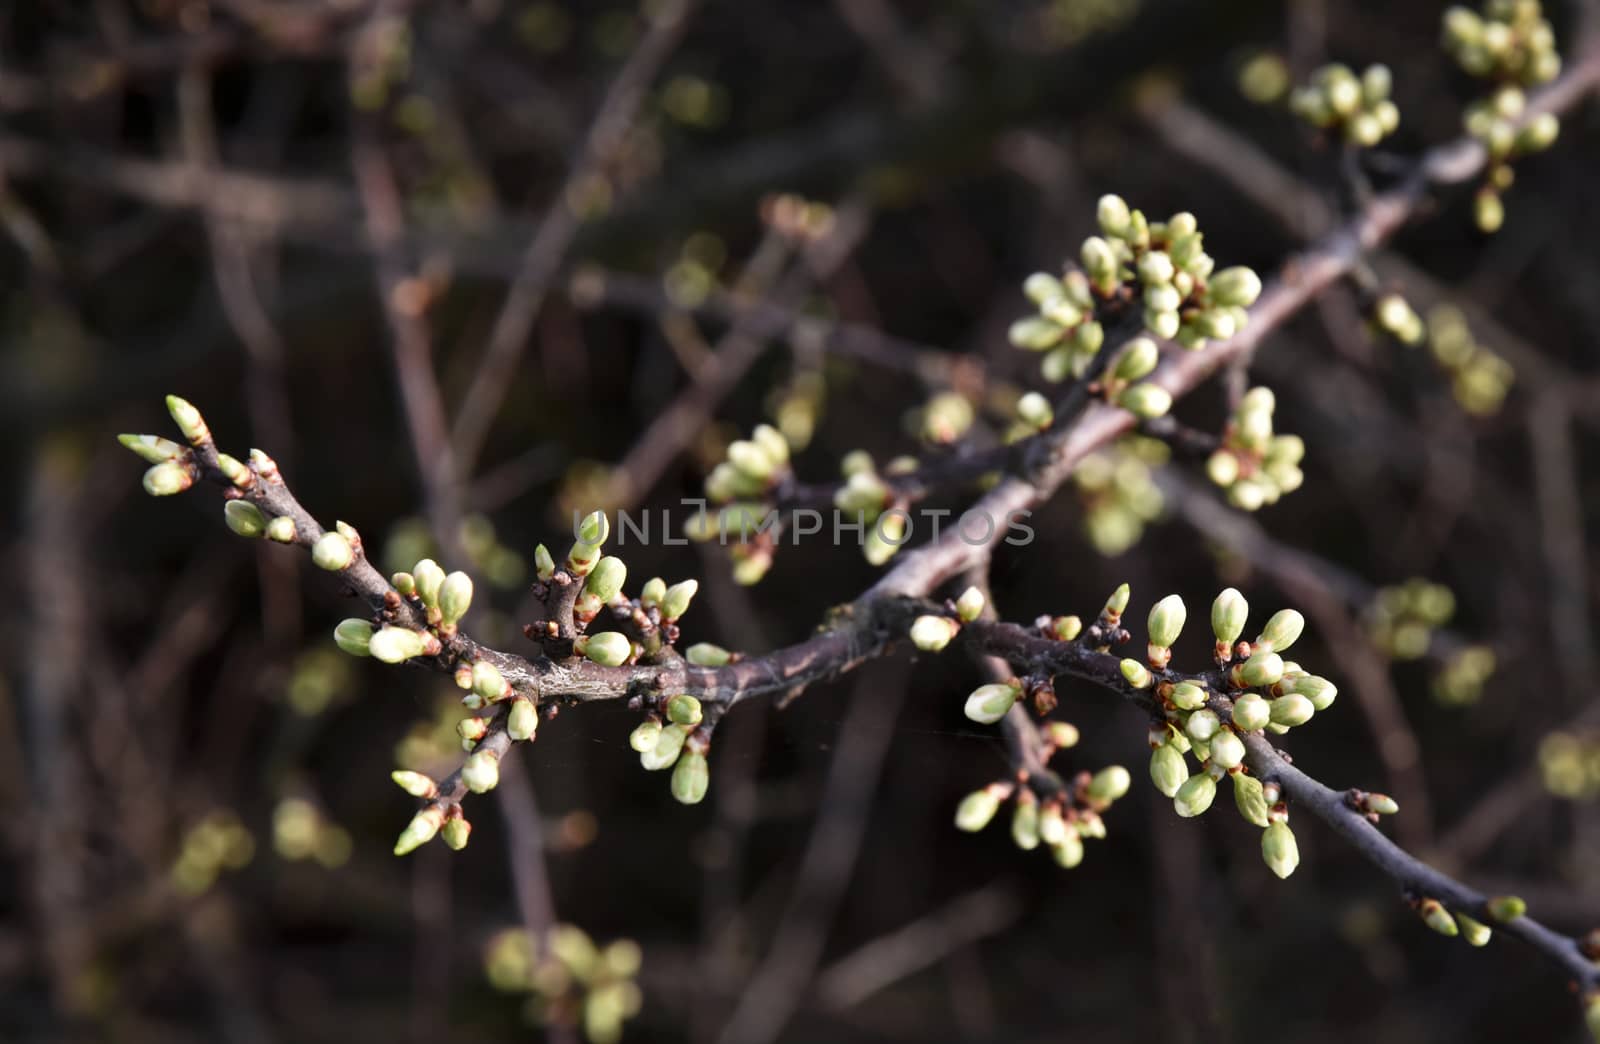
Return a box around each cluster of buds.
[955,740,1131,872]
[1410,893,1518,950]
[1290,63,1401,146]
[169,810,254,897]
[1204,387,1304,510]
[629,695,712,805]
[1008,197,1264,385]
[688,424,793,583]
[1432,644,1497,707]
[1366,578,1456,660]
[1070,435,1166,556]
[1426,304,1514,416]
[1101,336,1172,420]
[1443,2,1562,232]
[829,450,917,568]
[909,586,986,654]
[1537,731,1600,800]
[484,924,642,1044]
[272,796,353,868]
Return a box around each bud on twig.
[964,682,1019,725]
[1261,820,1299,878]
[391,770,437,798]
[223,500,268,538]
[334,619,374,657]
[910,615,960,652]
[394,807,445,856]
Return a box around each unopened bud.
[462,749,501,793]
[507,698,538,741]
[585,557,627,604]
[640,723,688,771]
[1255,609,1305,653]
[165,394,210,445]
[118,433,185,463]
[439,571,474,627]
[266,516,296,543]
[393,807,445,855]
[964,682,1018,725]
[1238,650,1285,687]
[224,500,267,538]
[1232,772,1270,826]
[1088,765,1132,803]
[1097,194,1132,236]
[577,510,610,548]
[583,632,633,666]
[1210,266,1263,308]
[441,817,471,851]
[143,460,195,496]
[1454,912,1491,946]
[1047,722,1080,748]
[955,785,1006,832]
[534,544,556,581]
[310,531,353,571]
[955,586,986,623]
[334,618,374,657]
[1230,692,1270,731]
[1209,728,1246,769]
[671,749,710,804]
[1486,895,1526,922]
[1261,820,1299,878]
[1186,709,1221,742]
[666,694,703,726]
[630,718,662,753]
[1147,594,1187,648]
[1016,391,1053,429]
[661,579,698,620]
[1417,898,1458,936]
[1174,773,1217,818]
[686,643,731,667]
[1120,659,1153,689]
[1150,742,1190,797]
[369,627,429,664]
[1114,338,1160,383]
[910,615,960,652]
[1268,693,1315,727]
[1051,829,1085,869]
[390,770,437,798]
[1169,681,1208,710]
[1119,383,1172,420]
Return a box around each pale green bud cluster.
[1104,338,1171,420]
[1425,304,1514,416]
[1290,63,1400,146]
[1443,2,1560,86]
[704,424,791,503]
[1071,436,1166,556]
[955,758,1127,870]
[1537,731,1600,800]
[1009,267,1104,383]
[169,810,255,896]
[1413,895,1496,948]
[1433,644,1497,707]
[633,712,712,805]
[1367,577,1455,660]
[482,924,643,1043]
[1205,386,1303,511]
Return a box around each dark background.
[2,0,1598,1041]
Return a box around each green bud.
[221,500,266,538]
[671,749,710,804]
[1105,583,1131,617]
[1169,681,1208,711]
[910,615,960,652]
[1147,594,1187,649]
[441,817,471,851]
[686,643,731,667]
[1016,391,1054,429]
[1088,765,1132,803]
[1051,830,1085,869]
[1268,693,1315,727]
[1238,651,1285,687]
[1009,316,1066,351]
[639,576,667,608]
[1486,895,1526,922]
[1232,772,1270,827]
[1120,659,1153,689]
[462,750,501,794]
[143,460,194,497]
[1118,384,1172,420]
[1051,615,1083,641]
[1230,692,1271,731]
[1475,189,1504,234]
[1418,898,1458,936]
[1023,272,1065,305]
[391,572,416,598]
[1040,296,1083,328]
[1143,308,1180,341]
[955,785,1005,832]
[629,718,662,753]
[1150,743,1190,797]
[752,423,789,465]
[1361,63,1392,105]
[1047,721,1080,748]
[439,571,474,627]
[1209,266,1263,308]
[413,559,445,608]
[1186,709,1221,742]
[584,557,627,605]
[1011,794,1041,850]
[1114,338,1160,383]
[641,724,688,771]
[1450,911,1490,946]
[1194,308,1235,341]
[583,632,633,667]
[1138,251,1177,288]
[391,770,437,798]
[1037,802,1068,847]
[1255,609,1305,653]
[1097,193,1131,236]
[661,579,698,620]
[534,544,556,581]
[1261,820,1299,878]
[577,510,609,548]
[1209,728,1246,770]
[1515,112,1559,153]
[393,808,444,856]
[727,440,775,481]
[666,694,703,726]
[507,698,539,741]
[950,586,984,624]
[333,618,374,657]
[1074,320,1105,354]
[216,453,251,487]
[1174,773,1217,817]
[165,394,210,445]
[369,626,429,664]
[119,433,185,463]
[266,516,296,543]
[964,682,1018,725]
[1292,675,1338,711]
[472,661,507,703]
[1081,236,1119,288]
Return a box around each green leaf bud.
[662,579,698,620]
[629,718,662,753]
[439,571,474,627]
[954,586,986,623]
[1238,650,1285,687]
[955,785,1005,832]
[1040,297,1084,328]
[1232,772,1270,827]
[1023,271,1065,305]
[462,749,501,794]
[391,770,437,798]
[394,807,445,856]
[1516,112,1559,153]
[534,544,556,582]
[666,694,703,726]
[1210,266,1263,309]
[266,516,296,543]
[1114,337,1160,383]
[752,423,789,465]
[1009,316,1066,351]
[1268,693,1315,727]
[1291,675,1338,711]
[1051,615,1083,641]
[333,618,374,657]
[1486,895,1526,922]
[583,632,633,667]
[1137,251,1175,285]
[1362,792,1399,816]
[1011,795,1041,850]
[1147,594,1187,649]
[1047,721,1080,748]
[1118,384,1172,420]
[214,453,247,486]
[1074,319,1105,354]
[577,510,610,548]
[727,439,776,481]
[1120,659,1153,689]
[1186,709,1221,742]
[119,433,185,463]
[910,615,960,652]
[1081,236,1119,289]
[441,817,471,851]
[1255,609,1305,653]
[143,459,195,496]
[686,643,731,667]
[507,698,539,741]
[1230,692,1271,731]
[1174,773,1217,817]
[413,559,446,607]
[472,660,508,703]
[1209,728,1246,770]
[1194,308,1236,341]
[165,394,210,445]
[1144,282,1182,315]
[1418,897,1458,936]
[671,749,710,804]
[964,682,1018,725]
[222,500,267,538]
[584,557,627,605]
[1016,391,1054,429]
[1096,194,1131,237]
[1105,583,1131,617]
[1088,765,1132,803]
[369,626,429,664]
[1051,830,1085,869]
[1261,820,1299,878]
[1150,742,1190,797]
[639,576,667,608]
[1038,802,1068,847]
[1169,681,1208,711]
